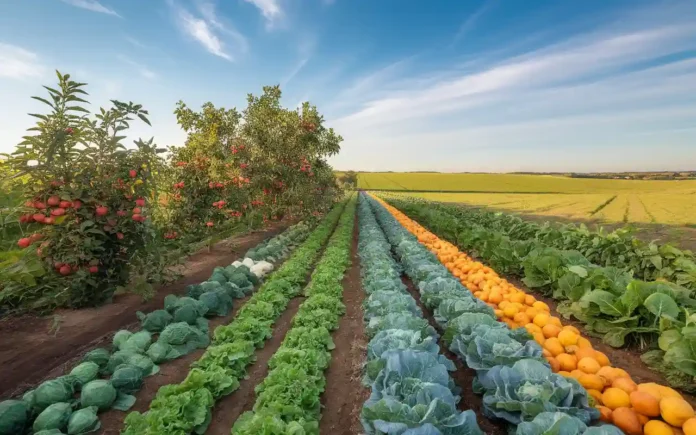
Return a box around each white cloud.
[243,0,282,28]
[450,0,496,47]
[59,0,121,17]
[117,55,158,80]
[327,3,696,172]
[169,0,247,60]
[0,43,45,80]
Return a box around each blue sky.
[1,0,695,172]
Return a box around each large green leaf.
[643,293,679,321]
[581,290,625,317]
[658,329,683,352]
[663,340,696,377]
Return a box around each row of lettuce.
[121,199,347,434]
[0,222,314,435]
[357,194,482,434]
[231,193,357,433]
[383,195,696,392]
[365,194,623,435]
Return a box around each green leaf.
[644,293,679,321]
[568,265,588,278]
[659,329,683,351]
[31,96,55,108]
[580,290,625,317]
[664,340,696,377]
[137,113,151,126]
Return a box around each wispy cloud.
[281,37,315,86]
[168,0,247,61]
[124,36,150,49]
[243,0,282,28]
[328,3,696,171]
[0,43,45,80]
[117,55,158,80]
[59,0,121,17]
[450,0,496,47]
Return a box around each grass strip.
[121,199,347,435]
[230,193,357,434]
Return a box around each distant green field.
[359,173,696,226]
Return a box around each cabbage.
[364,291,421,319]
[146,341,179,363]
[33,377,77,412]
[81,348,110,369]
[33,402,72,433]
[365,350,456,393]
[478,359,599,425]
[173,301,207,324]
[367,312,437,339]
[118,331,152,353]
[433,298,495,326]
[34,430,66,435]
[69,362,100,388]
[156,321,210,357]
[66,406,100,434]
[106,350,158,376]
[79,380,116,411]
[209,271,228,284]
[0,400,28,435]
[361,397,482,435]
[514,412,625,435]
[442,313,499,345]
[452,326,546,375]
[111,365,144,394]
[136,309,172,333]
[112,330,132,349]
[198,289,233,317]
[367,329,439,361]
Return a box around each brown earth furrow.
[400,276,508,435]
[319,217,369,435]
[204,297,305,435]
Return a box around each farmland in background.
[351,172,696,250]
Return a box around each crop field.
[356,173,696,227]
[5,76,696,435]
[3,192,696,435]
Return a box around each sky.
[0,0,695,173]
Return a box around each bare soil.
[402,276,508,435]
[0,223,288,399]
[204,297,305,435]
[319,217,369,435]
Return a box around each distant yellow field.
[364,173,696,226]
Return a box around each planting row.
[356,194,482,434]
[374,195,696,435]
[0,221,313,435]
[120,198,347,434]
[367,195,617,433]
[231,193,357,433]
[386,194,696,290]
[384,195,696,392]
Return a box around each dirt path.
[319,218,369,435]
[0,223,287,399]
[401,277,507,435]
[204,297,304,435]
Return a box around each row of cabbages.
[0,222,311,435]
[357,194,483,435]
[365,194,624,435]
[232,194,357,433]
[121,203,346,434]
